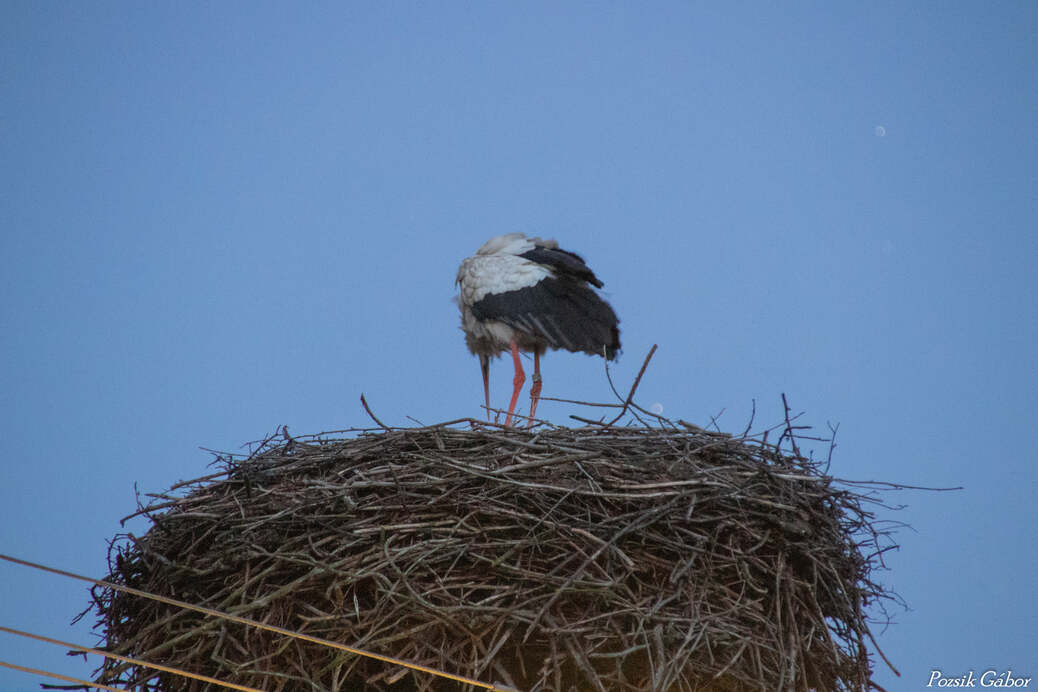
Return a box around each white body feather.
[456,234,555,357]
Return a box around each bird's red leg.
[479,355,491,422]
[528,351,542,428]
[505,339,525,427]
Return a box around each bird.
[455,233,621,427]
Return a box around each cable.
[0,659,126,692]
[0,625,262,691]
[0,552,518,692]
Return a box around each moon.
[874,125,886,137]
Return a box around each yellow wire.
[0,552,518,692]
[0,625,262,691]
[0,659,126,692]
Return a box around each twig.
[866,626,901,678]
[778,393,802,459]
[359,393,391,431]
[605,344,658,426]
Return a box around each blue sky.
[2,2,1036,689]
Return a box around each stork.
[455,233,621,427]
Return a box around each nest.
[88,416,898,692]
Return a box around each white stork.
[455,233,621,427]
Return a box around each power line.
[0,552,518,692]
[0,659,126,692]
[0,625,262,692]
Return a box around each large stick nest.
[88,416,898,692]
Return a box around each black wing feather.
[470,277,620,359]
[517,246,604,288]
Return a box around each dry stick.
[603,361,651,428]
[626,400,679,429]
[834,479,964,492]
[539,396,622,408]
[779,393,805,459]
[605,344,658,427]
[865,627,901,678]
[569,414,611,426]
[359,393,392,431]
[0,554,517,692]
[121,499,182,525]
[0,624,263,692]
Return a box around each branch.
[605,344,658,426]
